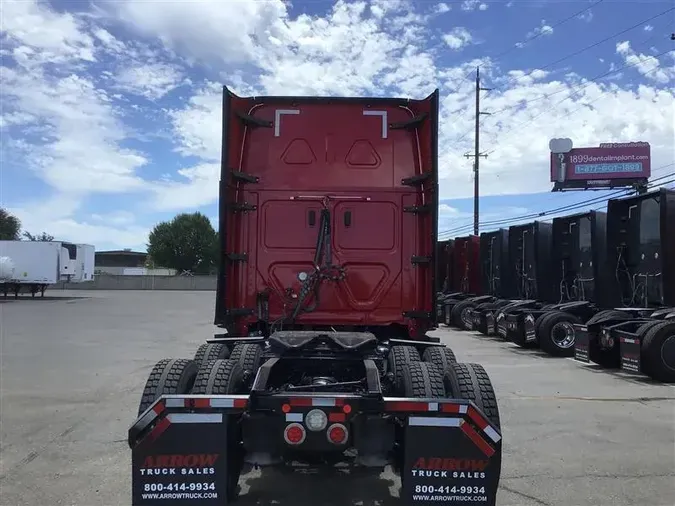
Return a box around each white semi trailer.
[0,240,89,298]
[72,243,96,283]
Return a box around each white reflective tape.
[409,416,462,428]
[483,425,501,443]
[138,407,158,427]
[209,398,235,408]
[363,110,388,139]
[312,398,336,407]
[275,109,300,137]
[167,413,223,424]
[165,398,185,408]
[427,402,439,411]
[459,404,468,414]
[286,413,303,422]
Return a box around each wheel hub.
[661,335,675,371]
[461,307,474,330]
[551,322,575,349]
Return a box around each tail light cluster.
[282,406,350,446]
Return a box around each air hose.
[290,207,346,321]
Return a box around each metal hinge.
[236,111,272,128]
[390,113,428,130]
[231,171,260,184]
[403,310,433,318]
[228,202,257,212]
[226,308,255,317]
[401,172,432,186]
[403,204,432,214]
[411,256,432,265]
[226,253,248,262]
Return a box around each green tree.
[0,208,21,240]
[23,231,55,241]
[147,212,218,274]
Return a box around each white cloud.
[578,10,593,23]
[644,25,654,32]
[150,163,220,211]
[434,3,451,14]
[529,20,554,38]
[115,62,184,100]
[616,40,675,84]
[6,196,150,250]
[443,27,473,50]
[0,0,96,65]
[461,0,488,11]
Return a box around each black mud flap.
[402,413,501,506]
[524,315,537,344]
[573,324,590,363]
[619,336,642,374]
[131,411,229,505]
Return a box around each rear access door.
[215,88,439,338]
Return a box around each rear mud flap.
[573,325,590,363]
[402,414,501,506]
[131,411,229,505]
[619,336,642,374]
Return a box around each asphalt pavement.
[1,290,673,506]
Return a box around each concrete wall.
[95,267,178,276]
[57,274,217,291]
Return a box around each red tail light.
[327,423,348,445]
[284,423,306,445]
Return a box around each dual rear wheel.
[137,342,264,502]
[388,345,500,429]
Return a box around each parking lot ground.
[1,290,674,506]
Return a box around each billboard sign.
[550,140,651,191]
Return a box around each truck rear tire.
[444,362,501,484]
[191,358,246,501]
[194,343,230,368]
[422,346,457,373]
[192,359,245,394]
[443,362,500,429]
[633,321,664,376]
[540,312,581,357]
[534,311,557,343]
[230,343,263,377]
[388,345,422,395]
[641,321,675,383]
[587,310,633,368]
[451,300,474,330]
[138,358,198,416]
[401,361,446,398]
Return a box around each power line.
[484,0,606,81]
[487,46,673,118]
[440,173,674,238]
[438,167,675,238]
[450,0,606,144]
[488,6,675,98]
[483,50,672,155]
[453,20,675,146]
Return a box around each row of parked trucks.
[0,240,95,297]
[437,187,675,383]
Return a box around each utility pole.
[464,67,491,236]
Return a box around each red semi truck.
[129,87,502,505]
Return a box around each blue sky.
[1,0,673,251]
